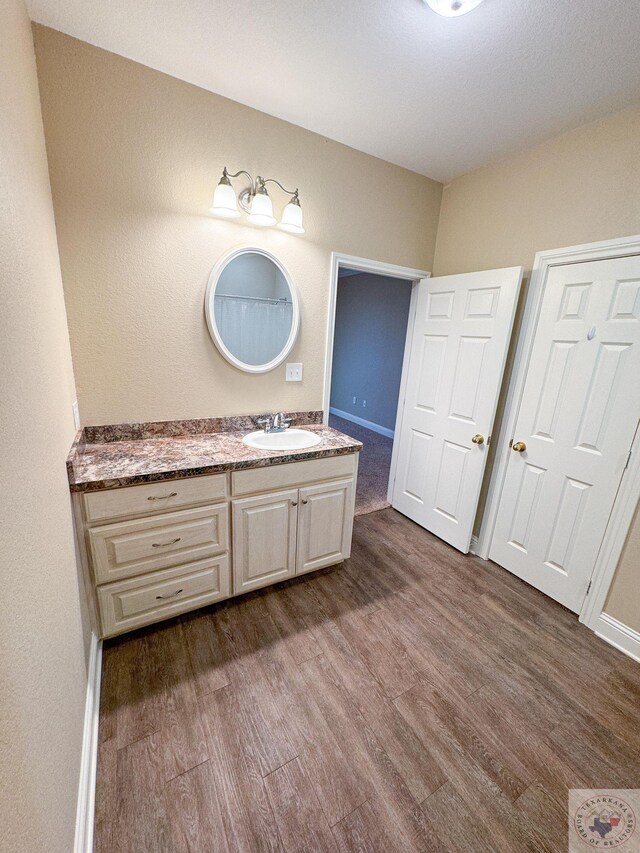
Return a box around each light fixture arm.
[220,166,257,213]
[262,178,299,200]
[222,166,255,193]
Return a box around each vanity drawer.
[97,555,230,637]
[83,474,228,523]
[88,504,229,583]
[231,454,357,496]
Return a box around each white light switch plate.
[286,363,303,382]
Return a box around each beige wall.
[605,504,640,632]
[33,26,442,427]
[0,3,89,851]
[433,105,640,277]
[433,105,640,632]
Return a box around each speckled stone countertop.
[66,411,362,493]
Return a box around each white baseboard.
[329,407,395,439]
[595,613,640,664]
[469,535,480,556]
[75,633,103,853]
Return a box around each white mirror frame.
[204,246,300,374]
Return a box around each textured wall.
[433,105,640,277]
[0,2,88,850]
[605,504,640,632]
[433,105,640,633]
[33,26,442,426]
[330,273,412,431]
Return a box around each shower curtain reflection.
[214,294,293,366]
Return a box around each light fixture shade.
[210,180,240,219]
[423,0,483,16]
[248,190,276,226]
[278,198,305,234]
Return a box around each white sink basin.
[242,428,322,451]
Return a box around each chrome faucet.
[256,413,293,433]
[256,415,273,433]
[273,412,292,431]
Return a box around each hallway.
[329,414,393,515]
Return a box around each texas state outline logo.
[570,790,638,850]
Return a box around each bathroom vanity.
[67,413,361,638]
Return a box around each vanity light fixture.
[423,0,484,16]
[209,170,241,219]
[210,167,305,234]
[248,180,276,227]
[278,194,304,234]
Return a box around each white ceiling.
[27,0,640,181]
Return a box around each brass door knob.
[471,434,485,445]
[512,441,527,453]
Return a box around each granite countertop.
[66,413,362,492]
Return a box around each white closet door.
[392,267,523,552]
[490,256,640,612]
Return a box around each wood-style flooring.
[95,508,640,852]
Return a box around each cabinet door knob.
[471,434,484,445]
[302,499,308,504]
[291,500,298,506]
[512,441,527,453]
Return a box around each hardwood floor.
[95,508,640,852]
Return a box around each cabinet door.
[232,489,298,593]
[297,479,355,575]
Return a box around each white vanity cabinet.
[74,451,358,638]
[232,489,299,593]
[230,453,357,595]
[296,478,354,575]
[232,476,355,594]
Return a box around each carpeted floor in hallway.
[329,413,393,516]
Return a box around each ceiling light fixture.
[210,167,305,234]
[423,0,484,17]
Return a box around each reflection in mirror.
[205,249,299,372]
[214,254,292,365]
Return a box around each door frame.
[477,234,640,631]
[323,253,430,502]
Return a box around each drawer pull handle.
[156,588,184,600]
[151,537,181,548]
[147,492,178,501]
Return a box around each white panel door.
[232,489,298,593]
[392,267,523,552]
[490,256,640,612]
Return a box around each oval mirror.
[205,247,300,373]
